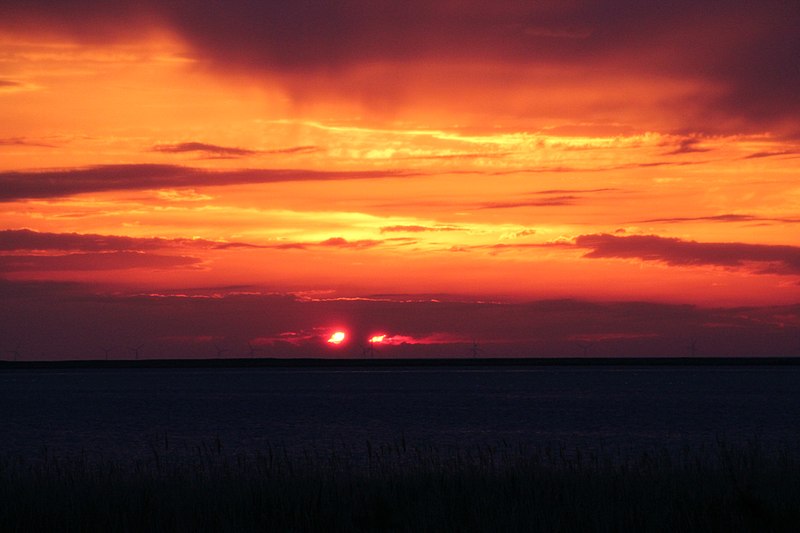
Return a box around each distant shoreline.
[2,356,800,370]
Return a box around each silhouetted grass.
[2,438,800,532]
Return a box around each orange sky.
[1,2,799,358]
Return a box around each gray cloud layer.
[0,229,258,252]
[153,142,257,157]
[1,1,798,135]
[575,233,800,275]
[0,252,201,272]
[0,229,265,273]
[637,214,800,225]
[152,142,320,158]
[0,164,416,201]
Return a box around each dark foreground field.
[2,439,800,532]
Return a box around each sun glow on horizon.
[327,331,347,345]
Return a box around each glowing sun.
[327,331,346,345]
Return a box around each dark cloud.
[470,188,621,210]
[318,237,381,249]
[0,251,201,272]
[0,80,21,88]
[152,142,320,158]
[0,278,85,298]
[0,137,56,148]
[1,2,798,134]
[662,138,711,156]
[263,145,320,155]
[633,161,701,169]
[0,164,417,201]
[374,188,619,214]
[0,229,164,252]
[637,214,800,224]
[268,242,309,251]
[0,227,260,277]
[743,150,799,159]
[0,229,259,252]
[254,237,387,251]
[476,196,578,209]
[532,188,618,195]
[575,233,800,275]
[152,142,257,157]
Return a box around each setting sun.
[327,331,346,345]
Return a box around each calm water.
[2,365,800,460]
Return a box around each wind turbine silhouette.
[363,340,376,358]
[576,341,594,357]
[469,339,483,358]
[247,342,259,358]
[214,343,229,359]
[797,329,800,356]
[687,338,698,357]
[7,344,21,362]
[100,346,112,361]
[129,344,143,360]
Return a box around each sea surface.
[2,365,800,461]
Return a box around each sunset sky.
[1,1,799,359]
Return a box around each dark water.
[2,365,800,460]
